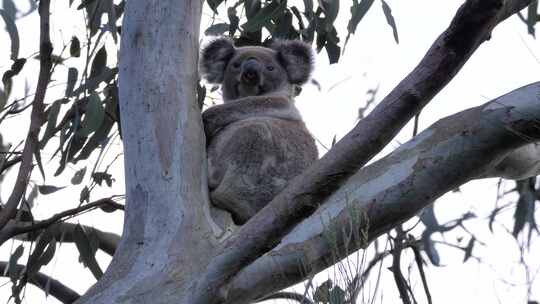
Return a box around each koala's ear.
[200,38,235,83]
[272,40,314,85]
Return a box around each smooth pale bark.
[222,82,540,303]
[74,1,227,303]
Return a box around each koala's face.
[200,38,314,101]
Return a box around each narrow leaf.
[242,1,286,33]
[40,99,62,149]
[8,245,24,282]
[71,167,87,185]
[66,68,78,97]
[381,0,399,44]
[77,93,105,137]
[70,36,81,57]
[74,224,104,280]
[38,184,66,195]
[90,46,107,79]
[204,23,230,36]
[0,9,20,60]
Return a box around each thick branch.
[193,1,533,302]
[224,82,540,302]
[14,222,119,256]
[0,0,52,229]
[0,261,80,303]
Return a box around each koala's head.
[200,38,314,101]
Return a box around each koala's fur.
[200,38,318,224]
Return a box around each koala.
[200,38,318,224]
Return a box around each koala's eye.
[232,61,241,69]
[266,65,275,71]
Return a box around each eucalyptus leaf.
[74,224,104,280]
[381,0,399,44]
[242,1,286,33]
[71,167,87,185]
[77,93,105,137]
[66,67,78,97]
[90,46,108,79]
[0,8,19,60]
[204,23,230,36]
[38,184,66,195]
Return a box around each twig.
[256,291,314,304]
[14,222,120,256]
[0,197,123,246]
[411,242,432,304]
[0,0,52,230]
[0,261,79,303]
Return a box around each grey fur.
[201,39,318,224]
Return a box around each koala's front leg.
[202,95,300,138]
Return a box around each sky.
[0,0,539,303]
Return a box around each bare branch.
[0,197,123,246]
[256,291,314,304]
[193,1,534,303]
[0,261,80,303]
[0,0,52,229]
[14,222,120,256]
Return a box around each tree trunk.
[74,1,228,303]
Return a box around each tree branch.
[224,82,540,302]
[0,261,80,303]
[0,0,52,229]
[193,1,534,303]
[0,197,123,246]
[14,222,120,256]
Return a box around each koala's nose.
[241,58,261,84]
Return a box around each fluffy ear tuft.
[200,37,235,83]
[272,40,314,85]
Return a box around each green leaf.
[71,167,87,185]
[38,184,66,195]
[204,23,230,36]
[319,0,339,31]
[303,0,314,18]
[463,237,475,262]
[381,0,399,44]
[228,7,240,37]
[245,0,261,19]
[207,0,225,13]
[313,279,333,303]
[80,186,90,203]
[25,185,38,209]
[329,286,346,304]
[0,9,20,60]
[40,99,62,149]
[27,234,56,277]
[92,171,113,187]
[77,93,105,137]
[74,224,103,280]
[526,1,538,37]
[8,244,24,282]
[66,67,78,97]
[71,67,118,96]
[105,0,118,43]
[345,0,375,46]
[242,0,287,33]
[273,10,295,39]
[70,36,81,57]
[90,46,108,79]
